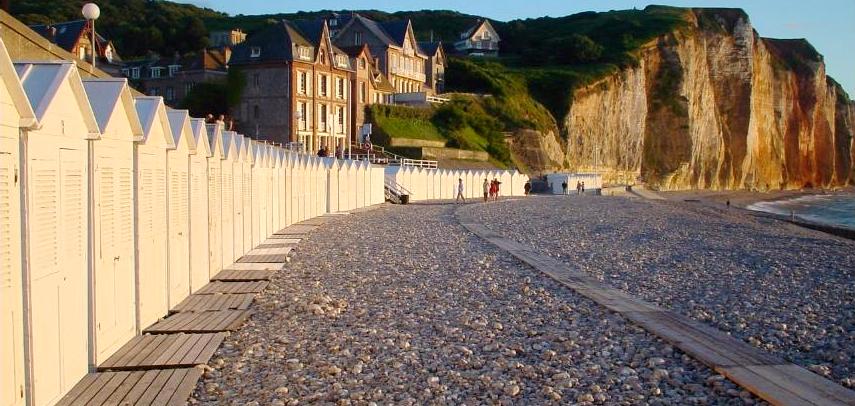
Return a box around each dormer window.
[168,65,180,77]
[335,55,348,68]
[250,46,261,58]
[354,31,363,45]
[151,67,163,78]
[131,67,140,79]
[297,46,311,61]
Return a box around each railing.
[426,95,449,104]
[390,66,426,82]
[384,179,412,204]
[350,144,438,169]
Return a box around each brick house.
[339,44,394,138]
[230,19,354,151]
[121,48,228,107]
[418,41,446,93]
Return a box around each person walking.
[483,178,490,202]
[581,181,586,195]
[561,181,568,195]
[524,181,531,196]
[456,178,466,203]
[576,181,581,195]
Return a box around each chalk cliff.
[562,9,854,190]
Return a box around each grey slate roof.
[417,41,443,57]
[29,20,87,52]
[230,20,313,65]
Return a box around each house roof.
[379,20,410,47]
[460,19,499,41]
[15,61,100,138]
[133,96,175,147]
[29,20,87,53]
[292,19,325,45]
[82,78,144,140]
[417,41,443,57]
[230,20,313,65]
[190,118,212,157]
[0,38,37,128]
[349,14,397,47]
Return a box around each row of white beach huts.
[0,37,528,406]
[385,166,527,201]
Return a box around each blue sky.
[181,0,855,95]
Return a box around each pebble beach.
[191,202,766,405]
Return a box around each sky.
[180,0,855,95]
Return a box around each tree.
[551,34,603,65]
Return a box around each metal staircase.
[384,180,411,204]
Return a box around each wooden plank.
[457,213,855,406]
[172,293,255,312]
[264,237,301,244]
[103,370,147,405]
[195,281,268,294]
[151,368,189,405]
[267,233,307,239]
[59,372,115,405]
[117,369,160,405]
[55,373,99,405]
[84,371,131,405]
[212,269,277,281]
[224,262,284,271]
[246,247,292,256]
[237,254,288,263]
[134,369,176,405]
[158,334,203,366]
[144,310,250,333]
[166,367,204,406]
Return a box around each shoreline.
[659,187,855,240]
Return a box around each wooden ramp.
[212,269,277,281]
[98,333,225,371]
[144,310,250,334]
[56,368,202,406]
[196,280,269,294]
[457,213,855,406]
[224,262,283,271]
[171,293,256,312]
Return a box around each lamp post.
[82,3,100,69]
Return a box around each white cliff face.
[561,9,854,190]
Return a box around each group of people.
[560,180,586,195]
[317,145,345,159]
[482,178,502,202]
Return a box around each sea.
[747,193,855,231]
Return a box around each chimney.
[48,26,58,43]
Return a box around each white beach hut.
[82,78,142,365]
[0,39,37,406]
[238,136,254,251]
[252,142,268,242]
[17,60,100,405]
[231,134,246,256]
[284,151,295,226]
[372,165,385,205]
[432,169,442,201]
[188,118,211,293]
[133,96,175,330]
[276,148,288,229]
[354,160,366,208]
[269,145,282,231]
[363,162,373,207]
[166,109,195,308]
[220,131,237,265]
[325,158,339,213]
[206,121,225,279]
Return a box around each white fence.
[384,166,528,201]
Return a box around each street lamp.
[81,3,100,69]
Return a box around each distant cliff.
[563,8,854,190]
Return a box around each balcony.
[390,66,426,82]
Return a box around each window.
[297,46,311,60]
[131,67,140,79]
[253,105,260,119]
[149,87,160,96]
[184,82,195,95]
[336,77,345,99]
[121,68,129,76]
[165,87,174,101]
[298,71,307,94]
[253,73,260,88]
[250,46,261,57]
[359,58,366,69]
[320,50,326,64]
[319,75,328,96]
[336,55,348,68]
[78,46,86,60]
[336,106,345,134]
[168,65,180,77]
[298,102,308,131]
[360,82,367,103]
[354,31,363,45]
[150,67,162,79]
[319,104,328,130]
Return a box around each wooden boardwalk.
[144,310,250,334]
[171,293,256,312]
[457,212,855,406]
[57,368,203,406]
[57,213,355,405]
[98,334,225,371]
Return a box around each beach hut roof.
[82,78,143,141]
[206,121,225,159]
[133,96,175,147]
[15,61,99,137]
[190,118,212,157]
[1,40,37,128]
[166,109,197,152]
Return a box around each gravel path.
[462,195,855,388]
[192,203,758,405]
